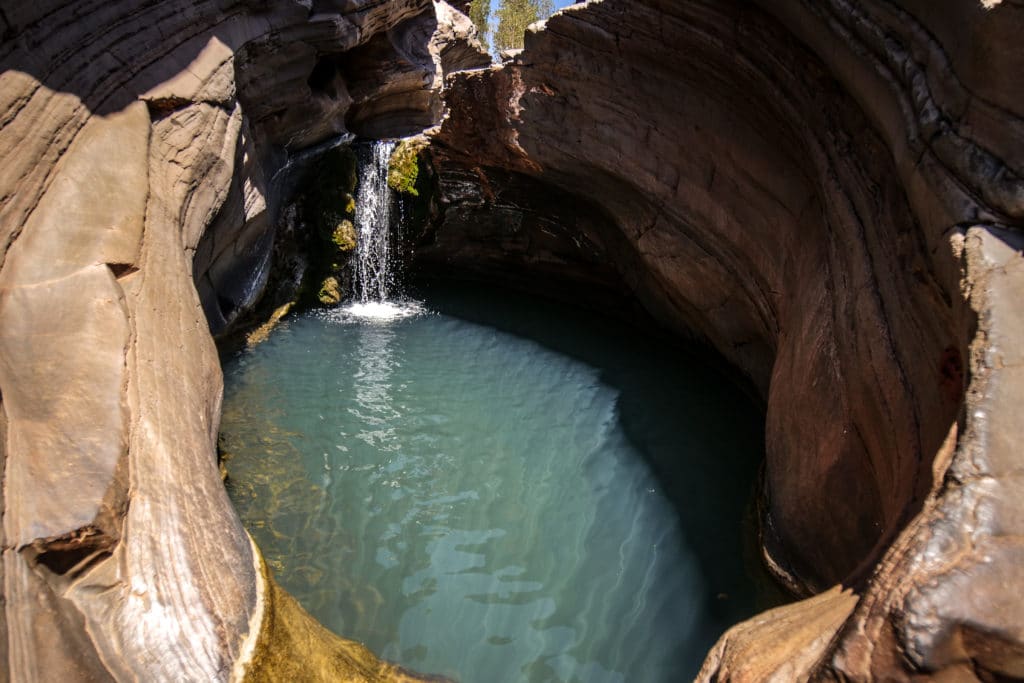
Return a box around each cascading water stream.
[344,140,422,321]
[354,140,397,303]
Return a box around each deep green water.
[222,284,767,682]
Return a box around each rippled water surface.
[222,284,767,682]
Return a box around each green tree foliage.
[467,0,491,49]
[494,0,554,53]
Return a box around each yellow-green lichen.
[245,302,294,348]
[241,543,451,683]
[332,220,357,252]
[317,276,342,306]
[387,137,428,197]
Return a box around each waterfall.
[341,140,421,322]
[354,140,398,303]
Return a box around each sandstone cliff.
[416,0,1024,679]
[0,1,485,679]
[2,0,1023,680]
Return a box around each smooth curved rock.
[416,0,1024,679]
[0,0,484,679]
[1,0,1021,679]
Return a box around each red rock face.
[0,0,486,680]
[418,0,1024,679]
[1,0,1022,679]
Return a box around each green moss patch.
[332,220,357,252]
[387,137,428,197]
[294,147,361,308]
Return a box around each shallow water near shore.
[222,283,767,682]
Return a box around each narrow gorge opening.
[219,140,777,681]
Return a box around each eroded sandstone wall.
[417,0,1024,679]
[0,0,485,679]
[2,0,1021,679]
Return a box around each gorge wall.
[0,0,484,680]
[414,0,1024,680]
[1,0,1022,681]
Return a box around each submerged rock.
[246,302,295,349]
[241,540,454,683]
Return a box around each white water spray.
[354,140,397,302]
[342,140,422,322]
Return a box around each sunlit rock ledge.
[0,0,1022,680]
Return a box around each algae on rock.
[388,135,441,266]
[241,542,452,683]
[333,220,357,252]
[317,276,343,306]
[299,146,361,307]
[245,302,295,348]
[388,137,429,197]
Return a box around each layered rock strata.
[2,0,1023,679]
[417,0,1024,679]
[0,0,485,679]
